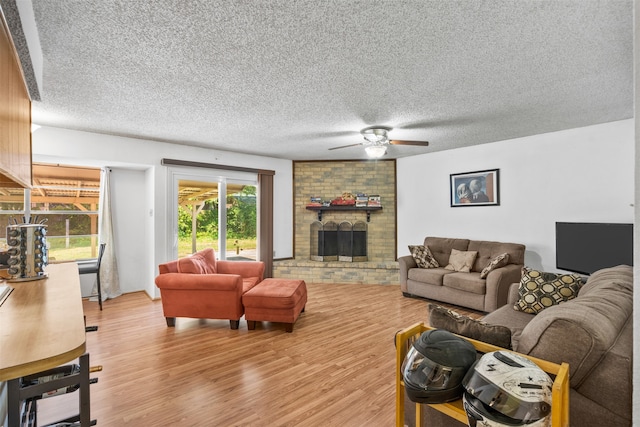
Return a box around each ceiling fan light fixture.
[362,128,388,143]
[365,145,387,158]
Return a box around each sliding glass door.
[171,171,257,261]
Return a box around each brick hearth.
[273,259,399,284]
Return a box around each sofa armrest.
[397,255,417,292]
[216,260,265,281]
[155,272,243,292]
[483,264,523,312]
[507,282,520,305]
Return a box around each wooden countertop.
[0,262,86,381]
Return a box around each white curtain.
[93,167,122,300]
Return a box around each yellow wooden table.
[395,322,570,427]
[0,262,90,426]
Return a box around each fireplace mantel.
[305,205,382,222]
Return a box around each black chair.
[78,243,106,311]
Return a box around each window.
[177,179,257,260]
[0,164,101,261]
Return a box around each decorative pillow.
[177,248,217,274]
[480,253,510,279]
[444,248,478,272]
[408,245,439,268]
[514,267,584,314]
[428,304,512,349]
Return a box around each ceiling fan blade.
[328,143,362,151]
[389,140,429,146]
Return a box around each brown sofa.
[408,264,633,427]
[154,248,265,329]
[398,237,525,312]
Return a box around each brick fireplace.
[273,160,399,284]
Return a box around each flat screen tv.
[555,222,633,275]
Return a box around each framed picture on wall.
[450,169,500,207]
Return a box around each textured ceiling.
[14,1,636,160]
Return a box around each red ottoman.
[242,278,307,332]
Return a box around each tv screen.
[555,222,633,275]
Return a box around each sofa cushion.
[480,253,510,279]
[481,304,534,351]
[177,248,217,274]
[514,267,583,314]
[407,267,453,286]
[444,248,478,272]
[408,245,439,268]
[468,240,526,273]
[424,237,470,268]
[442,272,486,294]
[428,304,512,349]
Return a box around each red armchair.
[154,248,265,329]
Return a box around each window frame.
[0,164,102,261]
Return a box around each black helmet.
[401,329,477,403]
[462,351,553,427]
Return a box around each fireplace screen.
[310,220,367,262]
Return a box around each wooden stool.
[242,278,307,332]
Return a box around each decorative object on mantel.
[306,196,323,207]
[355,193,368,207]
[450,169,500,207]
[305,191,382,221]
[330,192,356,206]
[367,195,381,207]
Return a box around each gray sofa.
[407,264,633,427]
[398,237,525,312]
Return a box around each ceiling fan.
[328,127,429,158]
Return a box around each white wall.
[397,119,634,272]
[77,168,147,296]
[31,127,294,298]
[111,168,147,294]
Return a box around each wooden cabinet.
[0,14,32,189]
[395,323,570,427]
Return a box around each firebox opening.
[310,220,367,262]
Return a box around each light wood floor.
[36,283,481,427]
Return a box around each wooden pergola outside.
[0,164,102,256]
[177,180,245,254]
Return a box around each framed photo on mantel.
[450,169,500,207]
